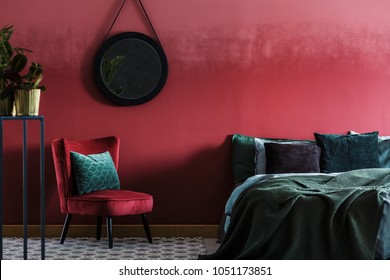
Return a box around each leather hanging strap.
[103,0,127,44]
[137,0,161,45]
[102,0,162,46]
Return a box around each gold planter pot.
[15,89,41,116]
[0,94,15,116]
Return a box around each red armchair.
[51,136,153,248]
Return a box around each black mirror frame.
[94,32,168,105]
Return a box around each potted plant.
[0,25,18,115]
[0,25,45,116]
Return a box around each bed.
[199,132,390,260]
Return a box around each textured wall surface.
[1,0,390,225]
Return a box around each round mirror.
[94,32,168,105]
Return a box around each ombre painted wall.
[2,0,390,225]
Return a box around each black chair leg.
[96,216,102,240]
[107,216,113,249]
[60,214,72,244]
[141,214,153,243]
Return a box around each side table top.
[0,116,44,120]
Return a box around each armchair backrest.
[51,136,120,213]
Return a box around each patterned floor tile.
[2,237,207,260]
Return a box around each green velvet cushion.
[314,132,379,173]
[349,131,390,168]
[231,134,256,184]
[378,136,390,168]
[70,151,120,194]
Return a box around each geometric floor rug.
[2,237,207,260]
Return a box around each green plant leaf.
[114,87,124,95]
[0,40,13,63]
[10,53,27,72]
[0,25,45,93]
[111,55,125,68]
[102,55,125,86]
[25,62,43,82]
[0,25,13,41]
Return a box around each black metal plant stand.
[0,116,45,260]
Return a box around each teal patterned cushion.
[70,151,120,194]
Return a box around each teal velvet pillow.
[70,151,120,194]
[314,132,379,173]
[378,136,390,168]
[349,131,390,168]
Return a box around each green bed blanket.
[200,168,390,259]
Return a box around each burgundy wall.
[2,0,390,225]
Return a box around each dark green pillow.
[378,136,390,168]
[348,131,390,168]
[70,151,120,194]
[231,134,256,183]
[314,132,379,173]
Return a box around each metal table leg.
[0,120,3,260]
[0,116,45,260]
[40,118,45,260]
